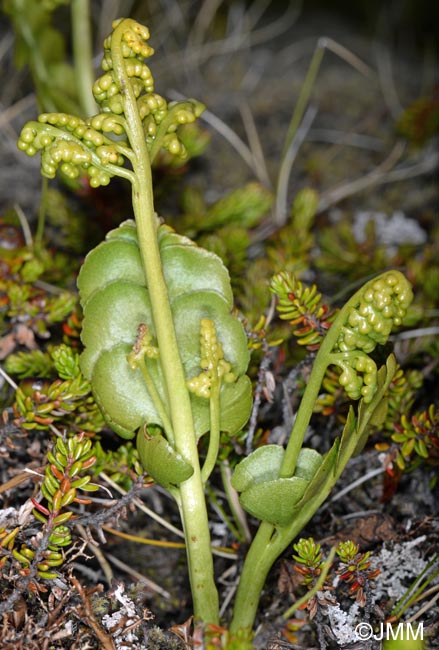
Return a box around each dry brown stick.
[76,523,114,586]
[71,576,116,650]
[0,467,45,495]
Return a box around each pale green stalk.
[110,21,219,624]
[220,461,252,544]
[201,381,221,483]
[137,361,175,445]
[279,284,368,478]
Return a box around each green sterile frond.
[187,319,236,398]
[78,221,251,439]
[136,428,194,488]
[231,445,327,526]
[18,113,128,187]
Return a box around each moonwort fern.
[229,270,413,632]
[18,18,252,625]
[17,17,414,639]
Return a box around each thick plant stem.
[130,184,219,624]
[230,323,338,630]
[230,476,331,631]
[279,282,367,479]
[279,354,328,478]
[111,21,219,624]
[230,483,335,630]
[229,522,277,632]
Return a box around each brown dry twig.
[70,576,115,650]
[74,476,146,543]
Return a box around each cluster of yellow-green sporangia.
[104,19,154,62]
[92,57,154,115]
[337,355,378,402]
[187,319,237,399]
[17,18,204,188]
[92,18,204,159]
[330,271,413,403]
[336,272,413,354]
[88,113,125,135]
[136,93,167,122]
[94,21,155,113]
[17,112,124,187]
